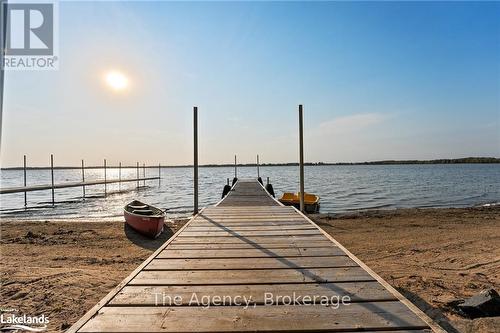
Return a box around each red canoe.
[124,200,165,238]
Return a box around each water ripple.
[1,164,499,220]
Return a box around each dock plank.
[79,303,429,332]
[171,235,328,244]
[179,229,322,237]
[145,256,356,270]
[130,267,375,285]
[110,281,398,305]
[157,247,345,258]
[184,225,316,231]
[166,241,335,249]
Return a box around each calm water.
[0,164,499,220]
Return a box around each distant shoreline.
[1,157,499,170]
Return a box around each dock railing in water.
[0,154,161,208]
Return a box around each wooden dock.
[0,177,159,194]
[68,179,443,332]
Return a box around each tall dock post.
[104,159,107,196]
[234,155,237,178]
[50,154,55,206]
[23,155,27,208]
[81,159,86,198]
[118,162,121,191]
[193,106,199,214]
[257,154,260,177]
[143,163,146,187]
[136,162,139,189]
[298,104,305,212]
[158,163,161,186]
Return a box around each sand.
[0,219,188,332]
[310,206,500,333]
[1,206,499,332]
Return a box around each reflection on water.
[1,164,499,220]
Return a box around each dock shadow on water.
[124,223,174,251]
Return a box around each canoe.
[124,200,165,238]
[278,192,320,213]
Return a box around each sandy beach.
[1,206,499,332]
[311,206,500,333]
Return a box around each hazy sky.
[1,1,499,167]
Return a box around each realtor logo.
[1,0,59,70]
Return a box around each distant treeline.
[330,157,500,165]
[2,157,499,170]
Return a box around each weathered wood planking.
[70,179,442,333]
[156,247,345,258]
[110,281,397,305]
[130,267,375,285]
[184,225,316,231]
[145,256,357,270]
[78,303,430,332]
[172,235,328,244]
[166,241,336,249]
[179,229,323,237]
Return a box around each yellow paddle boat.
[278,192,320,213]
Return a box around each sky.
[1,1,499,167]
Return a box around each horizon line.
[1,157,499,170]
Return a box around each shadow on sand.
[124,223,174,251]
[397,287,460,333]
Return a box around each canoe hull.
[124,201,165,238]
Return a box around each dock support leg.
[298,104,305,212]
[104,159,107,197]
[50,154,55,207]
[23,155,27,208]
[136,162,139,189]
[234,155,237,178]
[81,159,85,198]
[158,163,161,186]
[143,163,146,187]
[193,106,199,214]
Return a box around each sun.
[105,71,129,91]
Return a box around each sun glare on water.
[105,71,129,91]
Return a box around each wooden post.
[104,159,107,196]
[23,155,27,207]
[81,159,85,198]
[193,106,199,214]
[158,163,161,186]
[118,162,121,191]
[227,178,229,186]
[143,163,146,187]
[257,154,260,178]
[234,155,237,178]
[298,104,305,212]
[136,162,139,189]
[267,177,270,186]
[50,154,55,206]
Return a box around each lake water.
[0,164,499,220]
